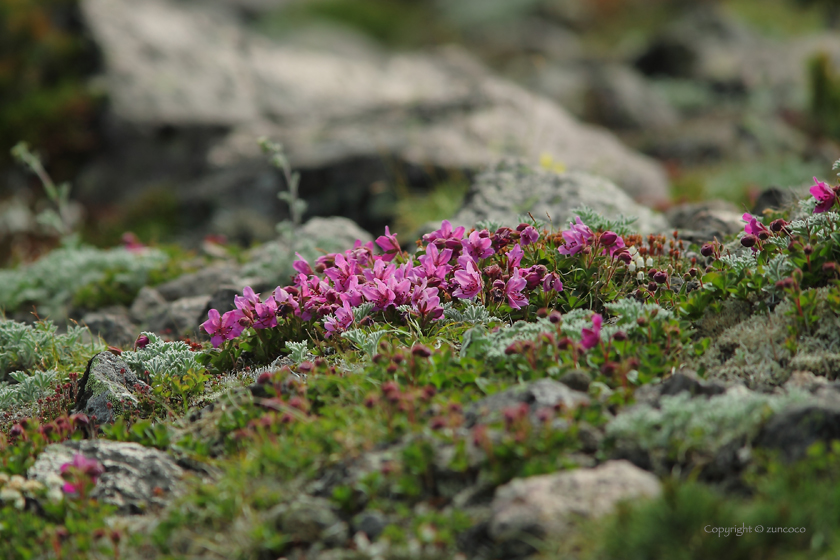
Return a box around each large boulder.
[75,351,149,424]
[451,162,668,234]
[78,0,669,241]
[28,439,184,514]
[489,461,661,551]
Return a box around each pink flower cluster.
[558,217,627,260]
[203,220,568,346]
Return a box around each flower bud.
[653,271,668,284]
[549,310,562,324]
[740,234,757,248]
[411,345,432,358]
[601,231,618,246]
[613,330,628,341]
[647,282,657,292]
[804,244,814,255]
[770,219,788,233]
[700,244,714,257]
[134,335,150,350]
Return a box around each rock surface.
[28,439,184,514]
[465,378,590,428]
[78,0,669,241]
[452,162,668,234]
[489,460,661,544]
[81,307,137,348]
[75,351,149,424]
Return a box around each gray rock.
[147,294,212,338]
[130,286,168,325]
[452,162,668,234]
[81,308,137,348]
[587,64,679,130]
[76,351,149,424]
[755,404,840,464]
[352,511,387,541]
[465,378,590,428]
[280,496,343,544]
[558,369,591,393]
[633,370,728,407]
[155,263,240,302]
[489,460,661,545]
[80,0,257,125]
[79,0,669,229]
[28,439,184,514]
[667,200,743,234]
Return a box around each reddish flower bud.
[613,330,628,341]
[429,416,447,431]
[134,335,150,350]
[549,310,562,324]
[411,345,432,358]
[257,372,273,385]
[700,244,714,257]
[653,271,668,284]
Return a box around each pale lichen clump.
[694,287,840,386]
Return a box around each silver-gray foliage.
[121,332,203,384]
[0,244,167,317]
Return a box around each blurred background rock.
[2,0,840,264]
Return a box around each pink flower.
[324,253,359,291]
[504,269,529,310]
[234,286,261,312]
[742,213,770,237]
[462,230,494,262]
[423,220,466,251]
[811,177,837,214]
[202,308,247,347]
[412,281,444,321]
[272,287,301,317]
[453,260,483,300]
[543,272,563,293]
[376,226,401,261]
[121,232,145,252]
[60,453,105,494]
[581,314,602,350]
[519,225,539,246]
[507,243,524,269]
[324,300,354,337]
[292,253,313,276]
[251,299,278,329]
[558,217,593,256]
[361,279,397,310]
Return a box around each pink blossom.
[324,300,354,337]
[292,254,313,275]
[742,213,770,237]
[121,232,145,252]
[543,272,563,293]
[272,287,300,317]
[361,279,397,310]
[811,177,837,214]
[324,253,359,291]
[234,286,260,312]
[453,260,483,300]
[202,308,247,347]
[507,243,524,269]
[581,314,602,350]
[423,220,466,251]
[520,225,539,246]
[412,281,444,321]
[376,226,401,261]
[251,299,278,329]
[558,217,593,256]
[462,230,494,262]
[504,269,529,310]
[60,453,105,494]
